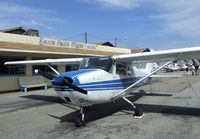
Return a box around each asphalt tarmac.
[0,73,200,139]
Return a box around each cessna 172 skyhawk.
[5,46,200,127]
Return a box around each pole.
[84,32,88,44]
[114,38,117,47]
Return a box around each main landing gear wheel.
[74,113,85,127]
[134,107,143,118]
[83,106,91,112]
[122,97,144,118]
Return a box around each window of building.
[31,58,58,75]
[66,65,79,72]
[0,56,25,76]
[32,65,58,75]
[65,66,72,72]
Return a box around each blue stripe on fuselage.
[53,77,142,91]
[79,77,140,86]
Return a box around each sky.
[1,0,200,50]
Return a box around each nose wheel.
[74,107,85,127]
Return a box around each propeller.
[62,77,87,95]
[35,69,87,95]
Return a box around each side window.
[116,64,128,75]
[134,63,146,69]
[127,66,132,75]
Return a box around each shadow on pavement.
[18,91,200,125]
[20,95,65,104]
[48,91,200,125]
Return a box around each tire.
[74,114,85,127]
[135,107,143,116]
[83,106,90,111]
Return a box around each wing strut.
[112,61,173,100]
[47,64,60,75]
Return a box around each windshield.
[79,57,112,72]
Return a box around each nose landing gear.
[74,107,85,127]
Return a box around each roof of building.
[96,42,115,47]
[0,26,39,37]
[131,48,150,53]
[0,26,28,33]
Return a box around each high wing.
[4,58,83,65]
[111,46,200,99]
[5,47,200,65]
[112,46,200,63]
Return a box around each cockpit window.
[79,57,112,72]
[116,64,132,75]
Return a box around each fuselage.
[52,69,148,107]
[51,57,154,107]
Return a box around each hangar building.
[0,27,133,92]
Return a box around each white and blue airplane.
[5,46,200,127]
